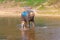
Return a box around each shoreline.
[0,14,60,17]
[0,7,60,17]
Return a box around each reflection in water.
[20,28,35,40]
[1,17,60,40]
[35,27,60,40]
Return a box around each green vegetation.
[0,0,47,6]
[21,0,47,7]
[0,0,4,3]
[0,0,60,8]
[25,0,46,6]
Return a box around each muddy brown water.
[0,16,60,40]
[35,26,60,40]
[0,26,60,40]
[19,26,60,40]
[20,28,35,40]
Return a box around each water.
[0,16,60,40]
[35,26,60,40]
[0,36,7,40]
[20,28,35,40]
[17,26,60,40]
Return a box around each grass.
[20,0,47,7]
[0,0,4,3]
[0,0,47,7]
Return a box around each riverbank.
[0,7,60,17]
